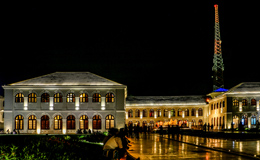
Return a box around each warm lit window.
[143,109,147,117]
[41,115,49,129]
[28,93,37,103]
[178,109,182,117]
[106,93,114,102]
[242,99,248,106]
[171,109,175,117]
[164,109,168,117]
[66,93,75,103]
[41,93,50,102]
[135,109,140,117]
[128,109,133,118]
[233,99,239,106]
[93,115,101,129]
[67,115,75,129]
[80,93,88,103]
[185,109,189,116]
[198,119,203,125]
[105,115,114,129]
[28,115,37,130]
[198,108,203,116]
[54,115,62,130]
[92,93,101,102]
[15,93,24,103]
[157,109,161,117]
[80,115,88,129]
[150,109,154,117]
[251,99,256,106]
[54,93,63,103]
[15,115,24,130]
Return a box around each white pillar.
[239,102,242,112]
[101,97,106,110]
[75,97,79,110]
[24,97,28,110]
[62,118,66,134]
[49,97,54,110]
[37,118,41,134]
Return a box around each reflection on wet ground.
[128,133,254,160]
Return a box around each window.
[66,93,75,103]
[211,104,213,110]
[170,109,175,117]
[217,103,218,109]
[41,115,49,129]
[135,109,140,117]
[149,109,154,117]
[106,93,114,102]
[93,115,101,130]
[233,99,239,106]
[92,93,101,102]
[28,115,36,130]
[67,115,75,129]
[28,93,37,103]
[242,99,248,106]
[251,117,256,125]
[178,109,182,117]
[191,108,196,116]
[164,109,168,117]
[41,93,49,102]
[80,93,88,103]
[143,109,147,117]
[223,101,225,107]
[185,109,189,116]
[54,115,62,130]
[54,93,62,103]
[15,93,24,103]
[105,115,114,129]
[80,115,88,129]
[157,109,161,117]
[128,110,133,118]
[15,115,23,130]
[251,99,256,106]
[198,108,203,116]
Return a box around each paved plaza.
[127,133,259,160]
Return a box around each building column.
[101,117,105,132]
[62,118,66,134]
[89,119,93,131]
[23,118,28,133]
[37,118,41,134]
[75,118,79,130]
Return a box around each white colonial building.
[2,72,127,134]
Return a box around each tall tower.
[212,4,224,91]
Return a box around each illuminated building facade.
[2,72,127,134]
[0,96,4,128]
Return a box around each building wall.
[4,87,126,134]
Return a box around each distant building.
[2,72,127,134]
[208,82,260,129]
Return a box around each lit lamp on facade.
[49,97,54,110]
[75,97,79,110]
[257,101,259,111]
[239,102,242,112]
[101,97,105,110]
[24,97,28,110]
[126,112,128,120]
[140,111,143,119]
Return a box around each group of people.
[103,128,130,160]
[6,129,20,134]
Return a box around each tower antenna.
[212,4,224,91]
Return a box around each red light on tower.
[214,4,218,8]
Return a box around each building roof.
[7,72,123,86]
[227,82,260,94]
[126,95,207,106]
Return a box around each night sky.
[1,1,259,96]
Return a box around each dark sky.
[1,2,259,96]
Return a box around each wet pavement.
[127,133,259,160]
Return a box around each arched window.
[93,115,101,129]
[41,115,49,129]
[135,109,140,117]
[191,108,196,116]
[67,115,75,129]
[223,101,225,107]
[211,104,213,110]
[106,93,114,102]
[217,103,218,109]
[251,99,256,106]
[80,93,88,103]
[92,93,101,102]
[28,115,37,130]
[41,93,50,102]
[149,109,154,117]
[198,108,203,116]
[242,99,248,106]
[15,115,24,130]
[170,109,175,117]
[15,93,24,103]
[198,119,203,126]
[28,93,37,103]
[157,109,161,117]
[128,109,133,118]
[251,116,256,125]
[66,93,75,103]
[105,115,115,129]
[143,109,147,117]
[233,99,239,106]
[80,115,88,129]
[164,109,168,117]
[217,117,219,126]
[54,93,62,103]
[178,109,182,117]
[54,115,62,130]
[191,120,196,126]
[185,109,189,116]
